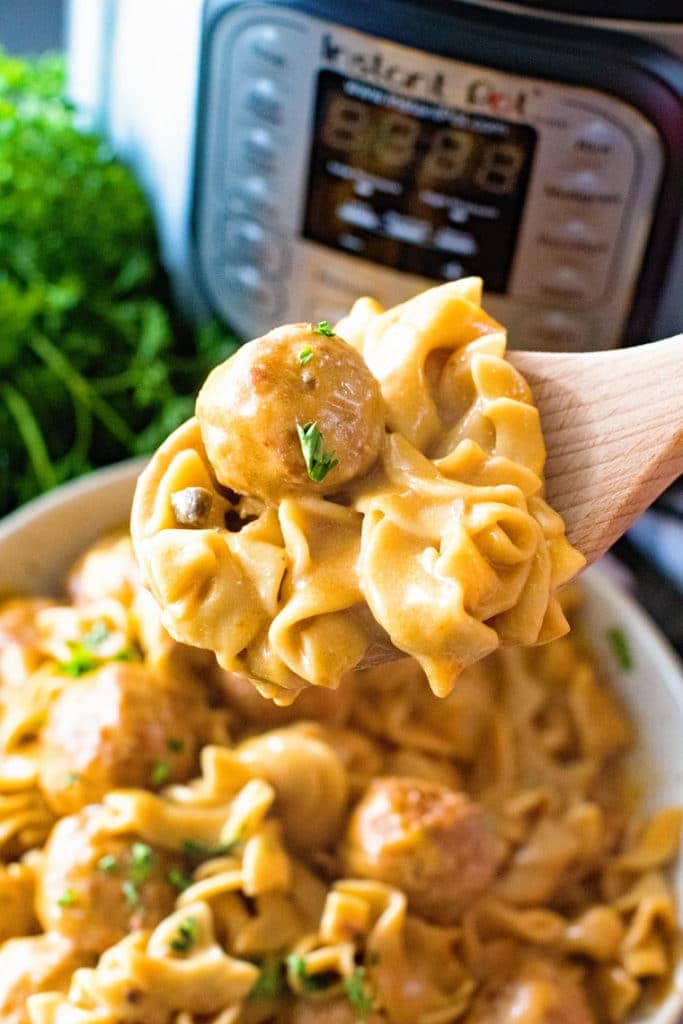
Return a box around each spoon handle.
[510,336,683,564]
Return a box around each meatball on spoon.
[163,323,683,675]
[198,325,683,567]
[196,323,385,503]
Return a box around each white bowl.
[1,462,682,1022]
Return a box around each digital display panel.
[304,71,538,292]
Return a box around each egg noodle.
[132,279,585,703]
[0,532,679,1024]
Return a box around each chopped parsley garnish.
[169,915,199,954]
[167,867,193,892]
[57,888,77,907]
[296,421,338,484]
[58,644,99,678]
[57,623,140,677]
[180,839,241,859]
[122,880,139,906]
[97,854,119,875]
[129,843,155,884]
[286,954,335,993]
[314,321,336,337]
[344,967,374,1018]
[298,345,314,365]
[606,627,632,671]
[250,956,286,999]
[63,771,81,788]
[166,737,185,753]
[113,646,140,663]
[58,621,109,675]
[150,760,170,787]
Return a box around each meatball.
[39,661,207,815]
[236,725,349,852]
[466,958,595,1024]
[0,933,87,1024]
[343,778,499,924]
[196,323,384,501]
[36,808,183,954]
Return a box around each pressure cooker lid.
[496,0,681,20]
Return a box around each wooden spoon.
[358,335,682,671]
[509,335,683,565]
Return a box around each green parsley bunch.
[0,51,239,516]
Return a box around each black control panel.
[304,71,537,292]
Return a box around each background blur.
[0,0,64,53]
[0,0,238,523]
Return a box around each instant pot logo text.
[321,36,534,113]
[322,34,445,99]
[466,78,528,115]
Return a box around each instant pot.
[68,0,683,350]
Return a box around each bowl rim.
[0,458,148,537]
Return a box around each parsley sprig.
[98,842,156,908]
[250,954,375,1014]
[314,321,336,337]
[180,839,242,860]
[169,915,199,954]
[122,880,139,906]
[150,760,170,787]
[344,967,374,1018]
[298,345,313,365]
[129,842,155,884]
[167,867,193,892]
[287,954,336,993]
[57,622,140,678]
[297,421,338,483]
[57,887,77,908]
[58,644,99,678]
[607,626,632,671]
[250,957,287,999]
[97,854,119,875]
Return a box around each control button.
[245,79,283,124]
[541,264,591,300]
[384,211,430,245]
[521,311,588,352]
[538,219,606,255]
[226,177,278,223]
[573,119,621,157]
[442,260,465,279]
[225,219,284,275]
[546,170,622,204]
[242,128,277,173]
[245,26,288,71]
[434,227,477,256]
[339,233,365,253]
[339,200,380,232]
